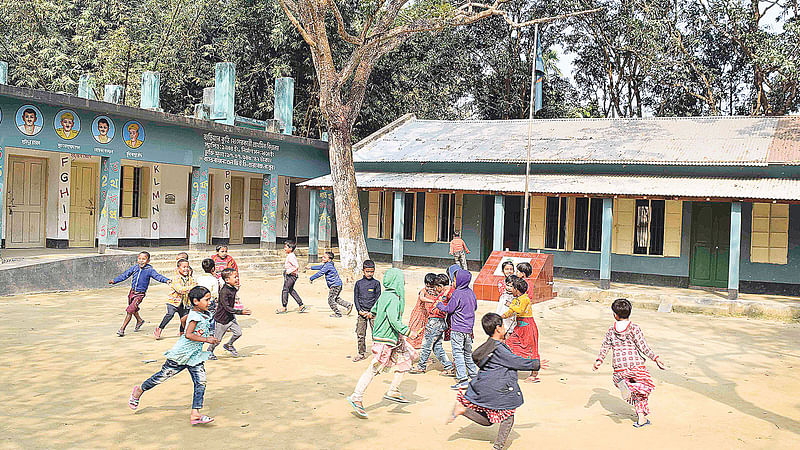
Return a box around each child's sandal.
[190,415,215,425]
[128,386,140,410]
[383,391,410,404]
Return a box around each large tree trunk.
[328,124,369,282]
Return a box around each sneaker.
[330,313,343,318]
[116,330,125,337]
[298,305,309,313]
[450,381,469,391]
[208,353,218,360]
[346,304,354,316]
[223,343,239,357]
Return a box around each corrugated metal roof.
[768,117,800,164]
[353,116,782,166]
[300,172,800,202]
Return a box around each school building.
[302,113,800,298]
[0,62,331,255]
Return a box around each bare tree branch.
[330,0,363,45]
[278,0,318,49]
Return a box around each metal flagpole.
[522,23,538,252]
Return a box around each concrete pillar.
[274,77,295,135]
[56,154,71,243]
[0,147,5,257]
[0,61,9,85]
[308,189,320,263]
[728,202,742,300]
[103,85,124,104]
[149,163,161,243]
[212,62,235,125]
[140,71,161,110]
[259,173,278,249]
[600,197,613,289]
[392,191,405,268]
[78,74,96,100]
[98,155,122,252]
[318,190,333,249]
[493,195,505,251]
[189,165,210,249]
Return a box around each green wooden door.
[689,202,730,288]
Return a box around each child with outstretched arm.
[309,251,352,317]
[109,251,170,337]
[447,313,540,450]
[128,286,218,425]
[593,298,666,428]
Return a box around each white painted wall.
[159,164,191,239]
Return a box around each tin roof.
[353,114,800,166]
[300,172,800,202]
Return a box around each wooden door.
[230,176,244,244]
[69,162,97,247]
[6,156,47,248]
[689,202,730,288]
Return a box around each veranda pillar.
[308,189,320,264]
[600,198,613,289]
[189,165,210,250]
[728,202,742,300]
[392,191,405,268]
[98,155,122,253]
[493,195,505,251]
[260,173,278,250]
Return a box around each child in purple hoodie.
[436,269,479,390]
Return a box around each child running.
[208,268,252,359]
[277,241,307,314]
[177,251,193,276]
[406,273,437,349]
[212,245,239,278]
[501,276,541,383]
[447,313,540,450]
[309,251,352,317]
[110,251,170,337]
[409,273,454,376]
[128,286,217,425]
[436,269,479,390]
[352,260,381,362]
[494,261,517,335]
[154,259,196,340]
[347,268,419,418]
[449,230,470,270]
[594,298,666,427]
[196,258,220,318]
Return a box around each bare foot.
[446,402,466,424]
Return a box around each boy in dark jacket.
[309,251,352,317]
[447,312,540,450]
[352,260,381,362]
[207,268,251,359]
[110,251,170,337]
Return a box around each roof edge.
[353,113,416,151]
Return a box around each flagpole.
[522,23,538,252]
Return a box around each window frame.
[544,196,568,250]
[436,193,456,243]
[248,178,263,222]
[632,199,666,256]
[403,192,417,241]
[120,165,148,218]
[572,197,604,253]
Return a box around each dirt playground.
[1,271,798,449]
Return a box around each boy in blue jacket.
[309,251,352,317]
[110,251,171,337]
[447,312,540,450]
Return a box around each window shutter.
[139,166,150,218]
[565,197,576,251]
[121,166,134,218]
[424,193,439,243]
[769,204,789,264]
[382,191,394,239]
[613,199,635,255]
[663,200,683,257]
[528,196,546,249]
[453,193,464,232]
[367,191,379,239]
[249,179,262,221]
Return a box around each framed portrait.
[92,115,115,144]
[122,120,145,149]
[16,104,44,137]
[54,109,81,140]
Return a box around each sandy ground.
[1,272,799,449]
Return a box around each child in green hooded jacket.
[347,268,419,418]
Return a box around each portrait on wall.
[122,120,145,149]
[92,115,115,144]
[54,109,81,140]
[15,104,43,136]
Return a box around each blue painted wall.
[360,192,484,262]
[0,95,329,179]
[740,203,800,284]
